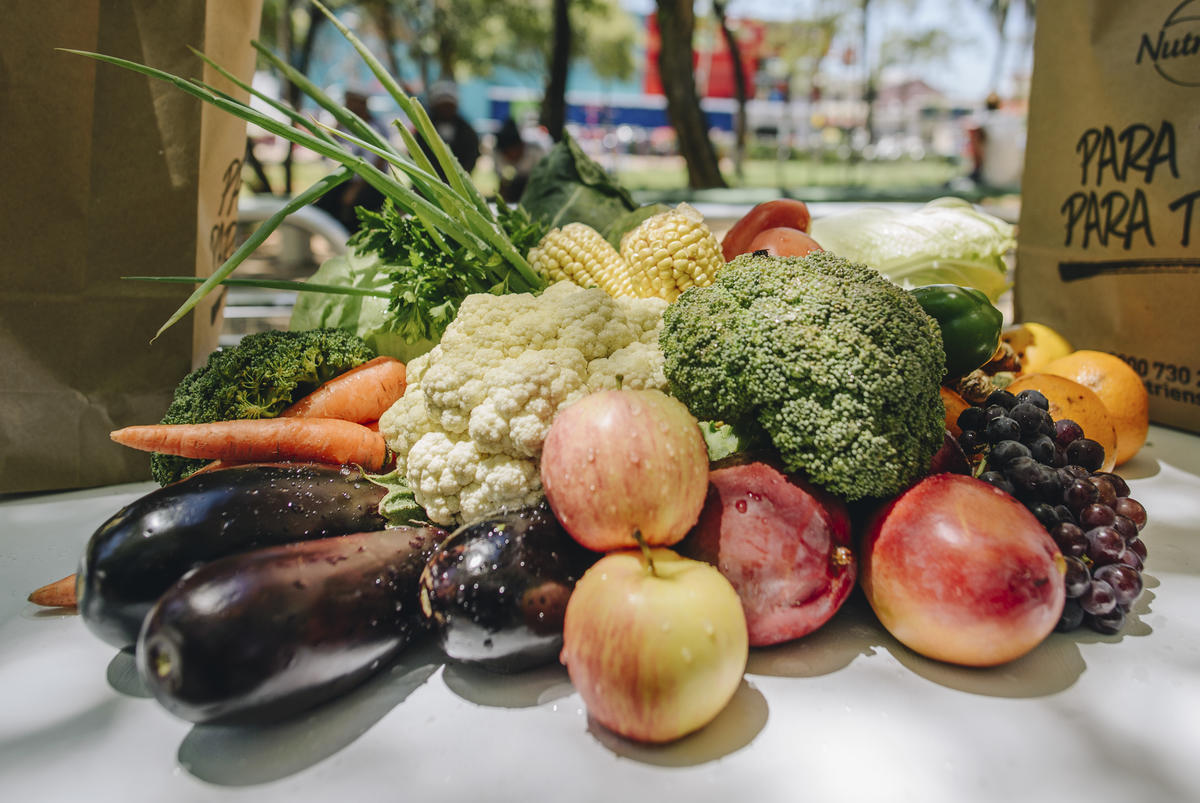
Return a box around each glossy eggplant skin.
[419,502,599,673]
[78,463,388,648]
[136,525,441,724]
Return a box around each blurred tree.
[391,0,634,140]
[258,0,349,195]
[656,0,725,188]
[760,5,838,181]
[975,0,1036,94]
[538,1,638,141]
[542,0,572,141]
[713,1,749,180]
[855,0,952,143]
[868,24,952,141]
[255,1,636,188]
[360,0,407,82]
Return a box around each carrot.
[111,418,389,471]
[281,356,406,423]
[29,573,77,608]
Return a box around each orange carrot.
[29,574,77,608]
[111,418,389,471]
[281,356,406,423]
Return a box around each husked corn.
[620,203,725,302]
[527,222,636,298]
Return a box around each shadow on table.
[0,697,124,772]
[746,591,883,679]
[442,659,574,709]
[585,679,768,767]
[438,645,768,766]
[746,584,1156,700]
[106,648,151,698]
[147,642,442,787]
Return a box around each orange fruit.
[1039,350,1149,466]
[940,385,970,437]
[1006,373,1118,473]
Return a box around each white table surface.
[2,425,1198,803]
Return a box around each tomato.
[745,226,823,258]
[720,198,812,261]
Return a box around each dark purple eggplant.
[78,463,389,648]
[419,502,598,673]
[136,525,441,724]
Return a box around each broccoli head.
[151,328,376,485]
[660,251,946,501]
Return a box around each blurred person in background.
[493,116,549,203]
[315,86,388,231]
[967,92,1025,191]
[419,80,480,178]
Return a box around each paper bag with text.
[0,1,262,493]
[1016,2,1200,434]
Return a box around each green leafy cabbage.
[519,132,638,234]
[288,248,436,364]
[808,197,1015,302]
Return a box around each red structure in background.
[643,14,764,99]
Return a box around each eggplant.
[78,463,389,648]
[419,502,598,673]
[136,525,441,724]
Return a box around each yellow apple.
[560,548,748,743]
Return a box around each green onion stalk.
[64,0,546,344]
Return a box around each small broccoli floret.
[660,251,946,501]
[151,329,376,485]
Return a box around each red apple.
[860,473,1066,667]
[560,548,748,743]
[540,389,709,552]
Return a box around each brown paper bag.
[1015,2,1200,434]
[0,0,262,493]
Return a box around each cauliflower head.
[380,281,668,525]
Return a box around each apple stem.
[633,530,657,577]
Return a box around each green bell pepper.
[910,284,1003,378]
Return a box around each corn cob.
[526,222,636,298]
[620,203,725,302]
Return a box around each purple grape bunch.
[956,388,1149,635]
